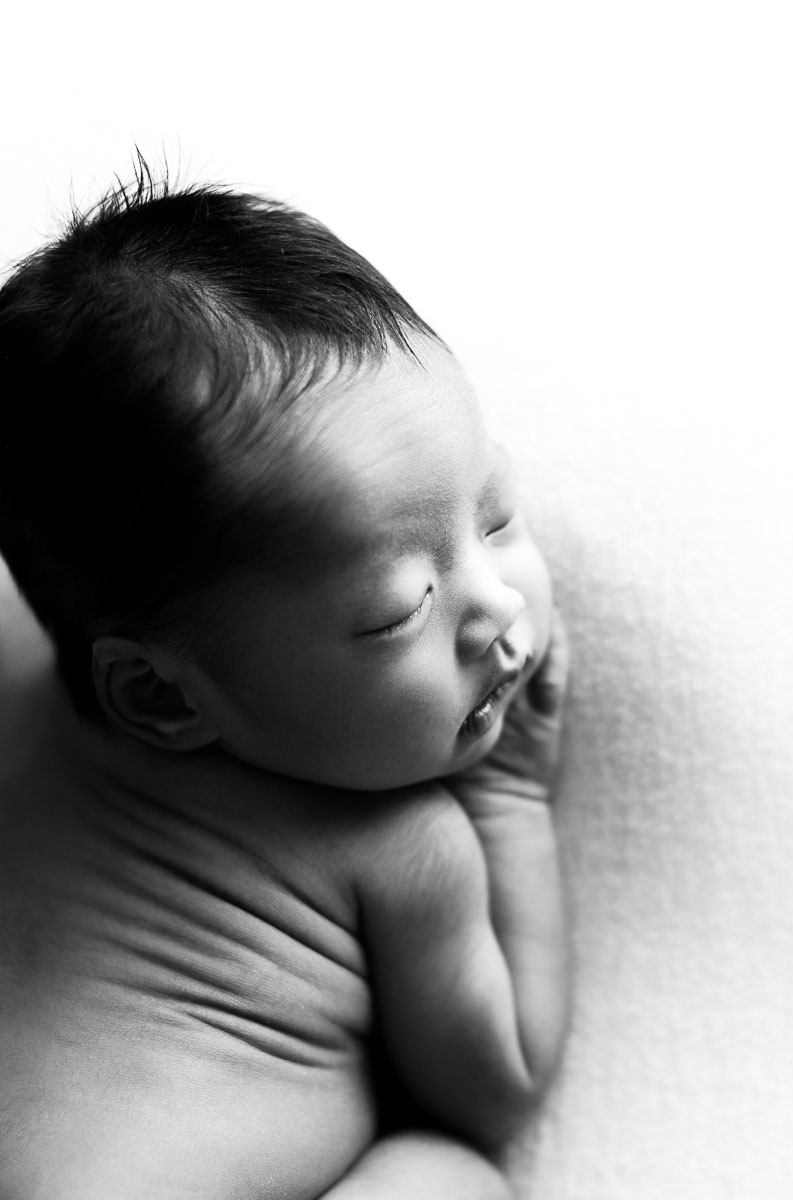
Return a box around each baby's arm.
[356,618,570,1155]
[445,614,570,1100]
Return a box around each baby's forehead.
[223,339,500,583]
[318,342,480,459]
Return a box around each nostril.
[498,625,534,671]
[455,567,528,662]
[457,610,532,666]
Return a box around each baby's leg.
[319,1132,513,1200]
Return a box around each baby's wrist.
[451,780,556,828]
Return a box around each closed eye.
[486,511,515,537]
[364,587,433,638]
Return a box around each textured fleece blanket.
[479,374,793,1200]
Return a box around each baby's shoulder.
[326,781,479,898]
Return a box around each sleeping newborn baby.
[0,175,569,1199]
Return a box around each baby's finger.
[529,609,571,717]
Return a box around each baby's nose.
[456,579,527,663]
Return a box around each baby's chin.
[400,708,511,790]
[445,713,507,775]
[315,735,500,794]
[274,712,511,794]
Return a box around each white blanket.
[477,374,793,1199]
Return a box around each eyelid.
[485,506,517,537]
[480,461,519,534]
[486,513,513,536]
[365,586,433,638]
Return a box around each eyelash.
[373,587,433,637]
[486,511,514,537]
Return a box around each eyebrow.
[366,514,458,574]
[323,442,515,597]
[476,469,504,515]
[359,475,508,589]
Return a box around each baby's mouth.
[459,668,521,739]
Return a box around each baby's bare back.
[0,677,379,1199]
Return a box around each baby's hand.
[446,610,570,813]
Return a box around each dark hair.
[0,163,439,714]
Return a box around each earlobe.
[91,637,218,751]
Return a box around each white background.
[2,3,793,1197]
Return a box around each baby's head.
[0,174,552,790]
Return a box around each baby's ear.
[91,637,218,751]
